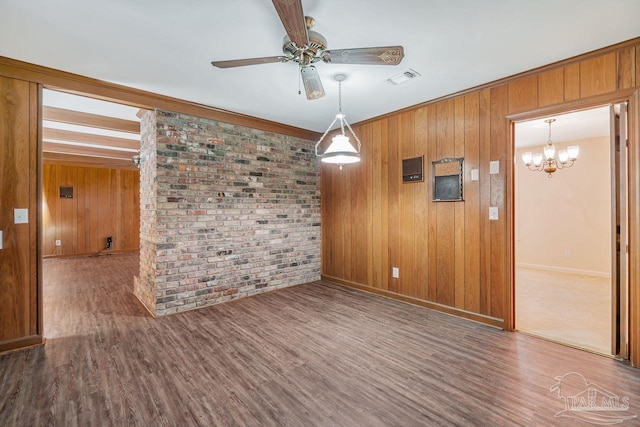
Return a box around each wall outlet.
[564,250,571,258]
[392,267,399,279]
[489,207,499,220]
[55,240,61,247]
[106,236,113,250]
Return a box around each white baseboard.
[515,262,610,278]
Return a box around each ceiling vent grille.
[387,69,421,85]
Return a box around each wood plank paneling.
[564,63,581,101]
[42,164,59,256]
[580,52,616,98]
[427,104,438,301]
[371,121,383,289]
[454,97,465,309]
[538,68,564,107]
[617,46,636,90]
[399,111,415,296]
[414,107,429,300]
[637,45,640,90]
[508,75,538,114]
[387,116,399,293]
[60,165,78,255]
[380,120,389,291]
[435,100,455,306]
[343,152,353,283]
[42,163,140,257]
[489,84,508,320]
[464,93,480,312]
[0,76,39,345]
[478,88,491,316]
[355,124,370,285]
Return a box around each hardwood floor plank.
[1,253,640,425]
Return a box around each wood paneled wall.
[42,163,140,257]
[0,76,41,352]
[321,39,640,328]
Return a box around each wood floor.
[1,253,640,425]
[516,267,612,355]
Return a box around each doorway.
[514,105,629,357]
[40,89,145,337]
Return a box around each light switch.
[392,267,399,279]
[14,208,28,224]
[489,207,499,220]
[471,169,479,181]
[490,161,500,175]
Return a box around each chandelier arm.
[315,115,340,156]
[555,159,575,170]
[343,119,362,152]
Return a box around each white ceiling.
[1,1,640,133]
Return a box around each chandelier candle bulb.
[558,150,569,163]
[568,146,579,160]
[543,143,556,160]
[533,153,543,166]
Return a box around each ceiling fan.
[211,0,405,100]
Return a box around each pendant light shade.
[322,133,361,165]
[315,74,361,169]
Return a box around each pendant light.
[314,74,361,169]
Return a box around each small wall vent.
[387,69,421,85]
[60,186,74,199]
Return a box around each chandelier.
[314,74,361,169]
[521,118,579,178]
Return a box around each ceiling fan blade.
[300,66,324,100]
[211,56,287,68]
[324,46,405,65]
[271,0,309,48]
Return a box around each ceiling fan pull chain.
[298,69,302,95]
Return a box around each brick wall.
[138,109,321,316]
[135,109,158,314]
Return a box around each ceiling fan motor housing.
[282,30,327,65]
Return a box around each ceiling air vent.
[387,69,421,85]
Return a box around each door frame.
[506,89,640,365]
